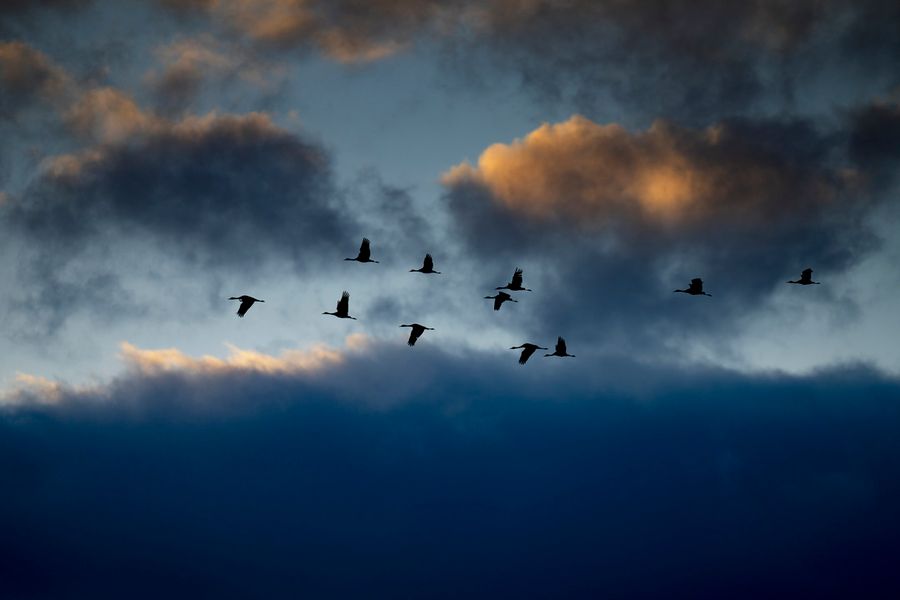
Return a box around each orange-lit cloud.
[46,109,289,179]
[443,115,846,226]
[163,0,424,63]
[119,337,362,376]
[2,336,371,407]
[65,87,163,143]
[0,40,70,116]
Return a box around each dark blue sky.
[2,1,900,597]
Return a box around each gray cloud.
[2,109,354,334]
[849,94,900,180]
[148,1,900,122]
[451,1,900,122]
[144,35,288,117]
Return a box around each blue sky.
[2,1,900,597]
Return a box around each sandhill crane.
[400,323,434,346]
[322,291,357,319]
[545,336,575,358]
[410,253,441,274]
[484,291,517,311]
[345,238,379,263]
[497,268,532,291]
[787,268,820,285]
[510,343,548,365]
[674,278,711,296]
[229,295,264,317]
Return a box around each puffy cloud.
[0,41,69,118]
[2,340,900,597]
[443,114,855,226]
[64,87,163,143]
[441,112,889,358]
[3,103,354,333]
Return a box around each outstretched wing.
[520,345,537,364]
[337,291,350,315]
[555,337,567,355]
[493,296,503,311]
[801,268,813,282]
[423,254,434,271]
[690,278,703,293]
[237,298,253,317]
[408,325,425,346]
[359,238,371,261]
[512,268,524,288]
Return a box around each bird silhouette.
[510,343,548,365]
[484,291,517,311]
[410,253,440,274]
[229,295,263,317]
[674,278,711,296]
[322,291,357,319]
[787,268,820,285]
[345,238,379,263]
[497,268,532,291]
[545,336,575,358]
[400,323,434,346]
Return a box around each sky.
[1,1,900,597]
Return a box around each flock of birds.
[229,239,821,365]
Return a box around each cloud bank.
[3,341,900,598]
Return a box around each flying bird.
[322,291,357,319]
[545,336,575,358]
[400,323,434,346]
[229,295,264,318]
[497,268,532,291]
[673,278,712,296]
[484,291,517,311]
[787,268,820,285]
[510,343,548,365]
[345,237,379,263]
[410,253,441,274]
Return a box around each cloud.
[2,341,900,597]
[452,1,900,122]
[145,35,287,115]
[158,0,446,63]
[64,87,163,143]
[849,93,900,177]
[3,100,354,334]
[119,337,357,377]
[441,112,889,359]
[0,40,70,118]
[443,114,856,225]
[0,0,88,16]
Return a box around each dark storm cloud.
[455,0,900,122]
[2,108,354,333]
[441,110,892,357]
[3,343,900,598]
[849,94,900,178]
[0,0,88,15]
